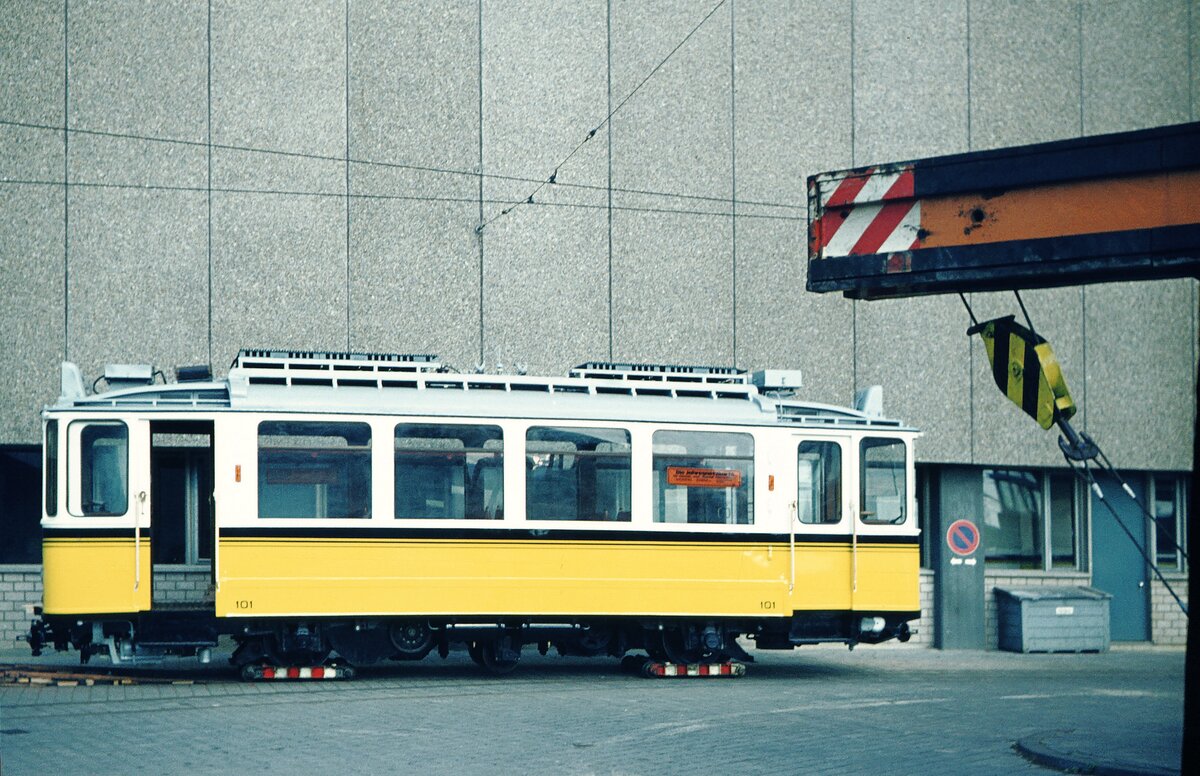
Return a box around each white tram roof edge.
[45,352,916,432]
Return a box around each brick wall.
[0,568,43,646]
[1150,574,1189,645]
[151,569,214,605]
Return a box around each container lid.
[994,586,1112,602]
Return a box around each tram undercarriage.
[28,609,915,676]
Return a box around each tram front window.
[78,421,128,516]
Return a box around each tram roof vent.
[102,364,156,390]
[233,349,443,374]
[568,361,750,385]
[750,369,803,394]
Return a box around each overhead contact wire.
[475,0,730,233]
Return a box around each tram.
[27,350,920,674]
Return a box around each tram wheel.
[466,640,486,667]
[660,629,703,664]
[478,636,521,676]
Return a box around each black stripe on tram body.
[216,525,919,545]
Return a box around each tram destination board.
[806,121,1200,300]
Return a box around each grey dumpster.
[995,587,1111,653]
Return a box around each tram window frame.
[525,426,631,522]
[45,420,58,517]
[257,421,372,519]
[1151,474,1188,572]
[652,430,754,525]
[796,440,842,525]
[981,468,1083,571]
[69,421,129,517]
[860,438,906,525]
[394,423,504,520]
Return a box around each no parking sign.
[946,519,980,557]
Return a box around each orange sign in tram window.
[666,466,742,488]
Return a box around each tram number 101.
[759,600,777,610]
[235,600,254,610]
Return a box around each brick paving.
[0,645,1184,776]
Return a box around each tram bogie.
[28,352,921,674]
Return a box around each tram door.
[149,421,215,607]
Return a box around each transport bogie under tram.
[27,352,921,675]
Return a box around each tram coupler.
[24,615,52,657]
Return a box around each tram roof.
[47,355,915,432]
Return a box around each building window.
[1151,474,1188,572]
[395,423,503,519]
[652,430,753,525]
[258,421,371,519]
[797,441,841,525]
[526,427,631,521]
[982,468,1082,570]
[861,438,906,525]
[75,421,129,516]
[0,447,42,564]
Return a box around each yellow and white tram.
[28,350,919,674]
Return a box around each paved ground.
[0,643,1184,776]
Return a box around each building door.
[1091,472,1149,641]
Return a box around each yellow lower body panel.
[215,538,918,619]
[43,538,151,615]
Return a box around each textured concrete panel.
[70,131,206,190]
[1085,280,1195,471]
[853,0,969,165]
[481,205,609,376]
[856,296,971,463]
[735,214,853,407]
[611,0,732,199]
[349,198,480,372]
[211,0,346,156]
[0,185,63,443]
[211,145,343,195]
[67,188,208,380]
[1082,0,1190,134]
[734,0,852,206]
[969,0,1081,150]
[69,0,206,141]
[0,124,62,182]
[352,160,477,202]
[968,289,1085,468]
[211,193,348,367]
[0,0,63,126]
[350,1,478,176]
[611,210,732,366]
[482,1,606,190]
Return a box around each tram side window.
[395,424,503,519]
[526,427,631,521]
[258,421,371,519]
[77,422,128,516]
[861,438,906,525]
[653,430,753,525]
[797,441,841,524]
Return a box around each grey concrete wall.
[0,0,1195,475]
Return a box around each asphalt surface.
[0,643,1184,775]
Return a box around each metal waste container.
[995,587,1111,653]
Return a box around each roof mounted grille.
[234,349,442,374]
[569,361,749,385]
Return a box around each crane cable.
[961,292,1189,617]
